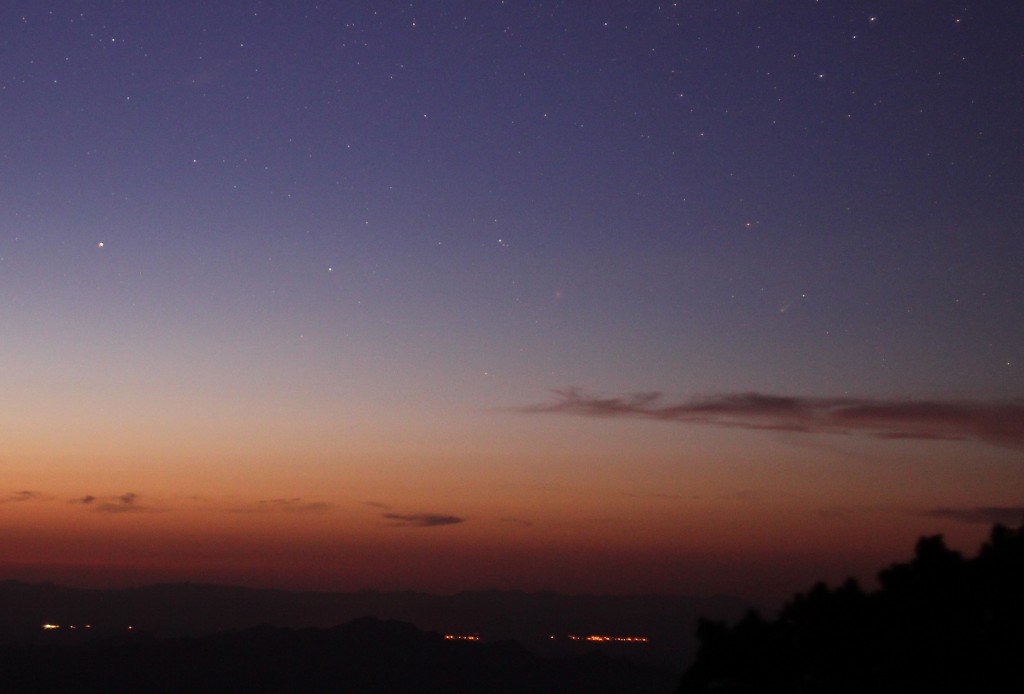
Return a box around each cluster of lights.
[558,634,649,643]
[443,634,480,641]
[41,624,133,631]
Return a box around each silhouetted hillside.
[0,617,674,693]
[0,582,747,672]
[677,524,1024,693]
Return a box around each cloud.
[362,501,392,510]
[96,492,147,513]
[383,512,465,528]
[225,498,335,514]
[520,389,1024,450]
[71,492,151,513]
[0,490,42,503]
[257,498,334,513]
[924,507,1024,526]
[622,492,681,500]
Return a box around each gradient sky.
[1,1,1022,604]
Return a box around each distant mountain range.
[0,616,677,693]
[0,580,749,673]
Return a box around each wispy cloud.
[924,507,1024,525]
[622,492,681,501]
[257,498,334,513]
[0,490,43,504]
[383,512,465,528]
[71,492,152,513]
[97,492,146,513]
[225,497,335,514]
[362,501,392,510]
[520,389,1024,450]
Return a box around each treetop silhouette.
[678,524,1024,693]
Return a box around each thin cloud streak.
[225,498,335,514]
[70,492,154,513]
[257,498,334,513]
[521,389,1024,450]
[383,512,465,528]
[925,507,1024,526]
[96,492,146,514]
[0,491,43,503]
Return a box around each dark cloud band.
[257,498,334,513]
[521,389,1024,450]
[925,507,1024,525]
[71,492,149,513]
[383,512,464,527]
[0,491,42,504]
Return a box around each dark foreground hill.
[677,524,1024,693]
[0,617,673,694]
[0,582,747,672]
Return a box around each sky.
[1,1,1022,604]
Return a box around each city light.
[566,634,649,643]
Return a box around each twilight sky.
[1,1,1022,603]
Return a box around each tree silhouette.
[677,524,1024,693]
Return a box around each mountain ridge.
[0,615,676,693]
[0,579,750,672]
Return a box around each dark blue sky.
[1,1,1021,597]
